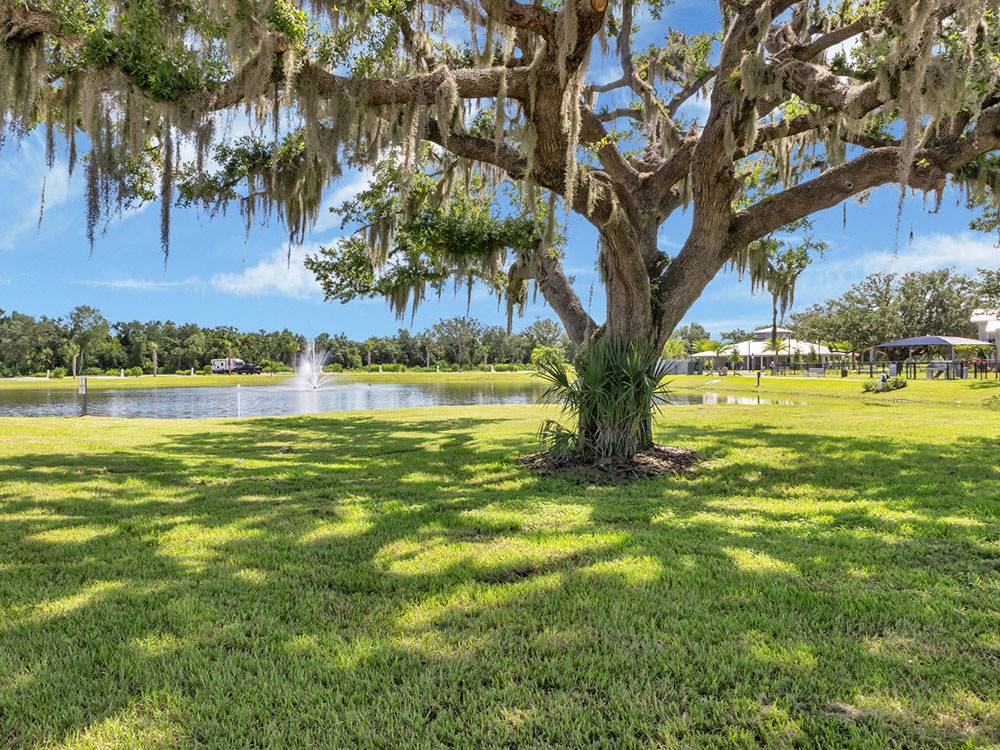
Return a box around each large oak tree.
[3,0,999,457]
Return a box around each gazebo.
[875,335,993,360]
[876,335,995,379]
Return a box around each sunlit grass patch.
[0,400,998,747]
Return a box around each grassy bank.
[336,369,538,384]
[670,373,1000,406]
[0,373,292,391]
[1,400,998,747]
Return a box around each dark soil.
[521,445,701,484]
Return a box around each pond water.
[0,382,800,419]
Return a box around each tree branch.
[732,105,1000,246]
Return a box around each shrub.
[175,369,191,375]
[531,345,565,370]
[30,371,48,378]
[323,363,344,373]
[261,359,293,373]
[82,367,103,376]
[104,369,119,376]
[201,365,213,375]
[126,366,143,377]
[478,363,525,372]
[537,340,671,458]
[51,367,66,379]
[863,376,907,393]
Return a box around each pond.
[0,382,801,419]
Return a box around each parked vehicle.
[211,358,244,374]
[211,358,262,374]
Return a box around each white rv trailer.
[211,358,245,374]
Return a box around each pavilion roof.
[876,335,992,348]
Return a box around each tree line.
[790,269,999,358]
[0,307,570,377]
[661,269,999,361]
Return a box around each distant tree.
[660,338,687,359]
[765,337,792,369]
[394,329,423,367]
[530,346,564,371]
[414,332,440,368]
[367,336,404,365]
[897,269,978,339]
[720,329,751,344]
[792,274,900,362]
[431,318,483,368]
[66,341,80,378]
[481,326,512,365]
[0,312,36,376]
[521,320,565,350]
[67,306,109,373]
[734,231,824,356]
[674,324,711,354]
[695,339,726,371]
[981,269,1000,309]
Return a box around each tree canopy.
[4,0,1000,354]
[791,268,987,351]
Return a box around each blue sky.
[1,1,998,338]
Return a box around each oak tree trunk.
[569,225,659,459]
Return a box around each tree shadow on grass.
[0,409,998,747]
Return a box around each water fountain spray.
[293,339,334,390]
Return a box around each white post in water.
[236,383,241,418]
[78,377,88,416]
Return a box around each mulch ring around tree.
[520,445,701,484]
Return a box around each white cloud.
[77,277,205,292]
[779,231,1000,308]
[210,242,329,299]
[854,232,1000,275]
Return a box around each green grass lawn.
[1,400,998,747]
[0,374,293,391]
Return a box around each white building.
[971,309,999,363]
[692,327,834,370]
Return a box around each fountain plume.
[292,339,334,390]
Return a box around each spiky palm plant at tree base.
[536,340,672,461]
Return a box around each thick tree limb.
[733,106,1000,245]
[534,255,598,344]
